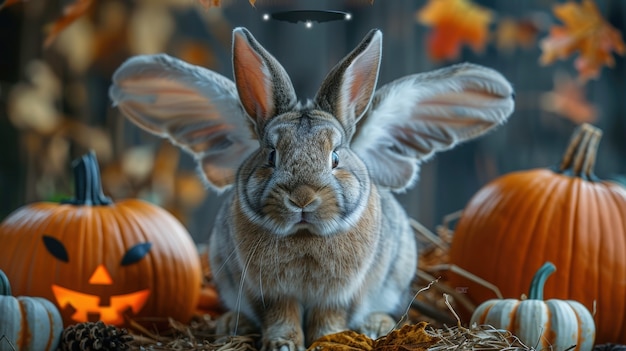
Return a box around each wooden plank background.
[0,0,624,242]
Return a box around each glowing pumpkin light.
[0,152,202,328]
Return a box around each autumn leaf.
[373,323,439,351]
[307,323,438,351]
[495,16,542,54]
[44,0,95,48]
[308,330,375,351]
[416,0,493,62]
[539,0,626,81]
[540,71,597,124]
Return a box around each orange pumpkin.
[0,152,202,329]
[448,123,626,344]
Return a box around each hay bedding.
[57,315,537,351]
[53,216,613,351]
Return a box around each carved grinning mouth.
[52,284,150,325]
[42,236,154,325]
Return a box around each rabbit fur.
[109,27,515,351]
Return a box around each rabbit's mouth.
[288,212,323,235]
[267,207,345,237]
[298,212,311,224]
[288,212,343,237]
[294,213,312,228]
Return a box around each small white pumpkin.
[470,262,595,351]
[0,269,64,351]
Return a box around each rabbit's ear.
[232,27,297,131]
[109,54,258,192]
[352,63,515,192]
[315,29,382,136]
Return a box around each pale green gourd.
[471,262,595,351]
[0,270,64,351]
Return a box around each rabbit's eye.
[268,149,277,167]
[331,151,339,169]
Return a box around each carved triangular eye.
[42,235,69,263]
[121,242,152,266]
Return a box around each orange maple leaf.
[539,0,626,81]
[416,0,493,62]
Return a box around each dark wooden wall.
[1,0,624,242]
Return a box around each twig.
[426,264,503,299]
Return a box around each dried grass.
[127,315,259,350]
[116,213,532,350]
[427,324,533,351]
[124,316,535,351]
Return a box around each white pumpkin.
[0,270,64,351]
[470,262,595,351]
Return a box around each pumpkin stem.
[557,123,602,181]
[63,151,113,206]
[528,262,556,300]
[0,270,12,296]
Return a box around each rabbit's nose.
[286,185,321,210]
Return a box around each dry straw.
[108,213,533,350]
[427,324,534,351]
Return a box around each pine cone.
[58,321,133,351]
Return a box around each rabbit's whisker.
[234,234,264,335]
[213,246,238,277]
[259,262,266,309]
[212,210,253,277]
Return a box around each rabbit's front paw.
[261,338,305,351]
[215,311,259,336]
[261,322,305,351]
[358,312,396,339]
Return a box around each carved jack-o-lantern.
[44,236,153,325]
[0,152,202,327]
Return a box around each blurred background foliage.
[0,0,624,242]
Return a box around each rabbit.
[109,27,515,351]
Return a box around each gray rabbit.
[109,27,514,351]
